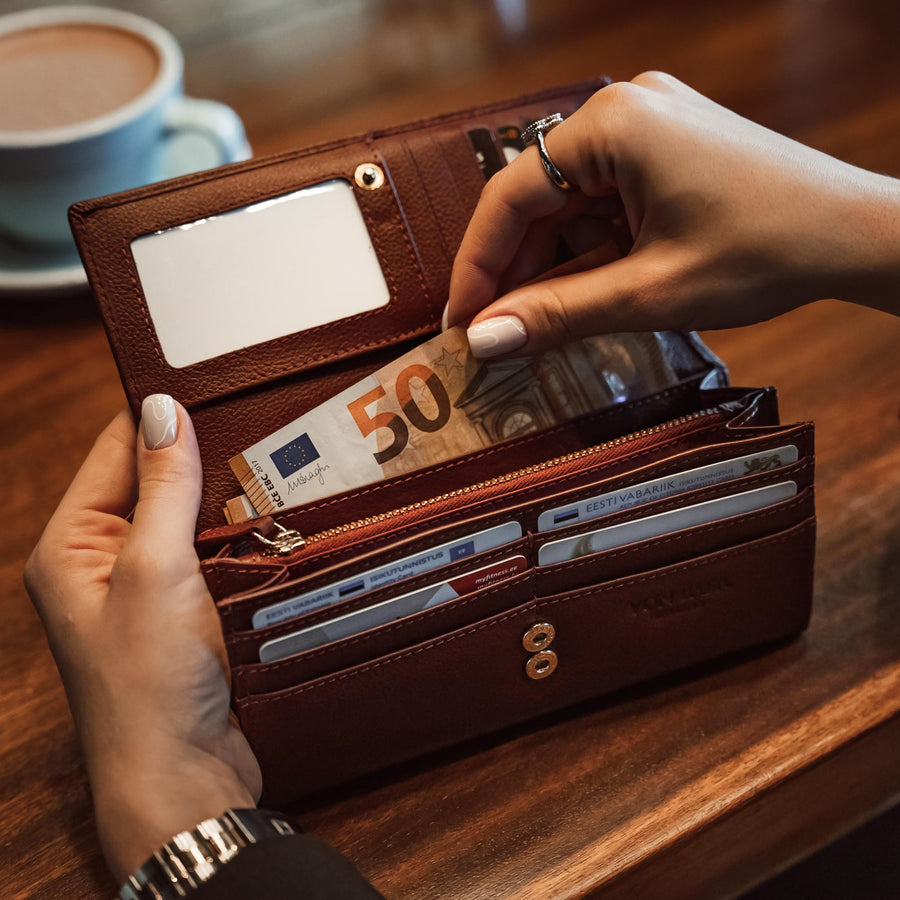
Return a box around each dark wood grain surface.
[2,1,899,898]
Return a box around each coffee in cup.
[0,6,249,251]
[0,22,160,131]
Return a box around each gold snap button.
[525,649,558,680]
[355,163,385,190]
[523,622,555,652]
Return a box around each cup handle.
[162,96,251,165]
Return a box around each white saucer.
[0,132,251,299]
[0,238,86,297]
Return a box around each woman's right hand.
[447,72,900,357]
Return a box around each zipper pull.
[251,522,307,556]
[196,515,276,557]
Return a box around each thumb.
[130,395,203,555]
[465,249,682,357]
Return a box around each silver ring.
[521,114,565,145]
[522,113,574,191]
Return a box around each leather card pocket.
[231,570,533,696]
[235,516,814,806]
[534,484,814,596]
[225,537,533,665]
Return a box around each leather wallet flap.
[70,79,610,415]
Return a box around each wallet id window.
[131,179,391,368]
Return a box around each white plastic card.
[130,179,391,368]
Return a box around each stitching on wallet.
[357,187,399,307]
[537,491,812,577]
[354,170,431,314]
[242,596,540,706]
[367,147,432,306]
[117,165,433,390]
[234,570,532,673]
[122,240,165,366]
[226,534,531,624]
[205,564,283,576]
[401,136,450,261]
[241,516,814,707]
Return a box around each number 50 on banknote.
[347,362,452,465]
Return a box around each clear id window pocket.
[131,179,390,368]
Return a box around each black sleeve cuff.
[191,833,385,900]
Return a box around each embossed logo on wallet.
[630,575,733,618]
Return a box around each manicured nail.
[441,302,450,332]
[141,394,177,450]
[467,316,528,358]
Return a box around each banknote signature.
[286,461,331,494]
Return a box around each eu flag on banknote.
[270,433,320,478]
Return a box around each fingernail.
[467,316,528,358]
[441,302,450,332]
[141,394,178,450]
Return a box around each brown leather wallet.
[69,79,816,806]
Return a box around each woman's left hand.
[25,397,261,883]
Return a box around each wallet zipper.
[245,407,722,558]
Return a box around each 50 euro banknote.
[228,327,680,520]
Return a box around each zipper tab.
[195,515,276,557]
[251,522,307,556]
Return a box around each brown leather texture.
[208,395,815,804]
[69,79,609,530]
[237,517,814,804]
[71,80,816,807]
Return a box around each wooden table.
[2,1,898,897]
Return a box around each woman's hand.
[25,396,261,883]
[447,72,900,357]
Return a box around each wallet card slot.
[523,425,813,537]
[234,517,814,804]
[231,570,533,695]
[223,536,533,655]
[534,457,813,549]
[534,486,814,596]
[201,561,288,604]
[390,130,484,265]
[207,504,532,617]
